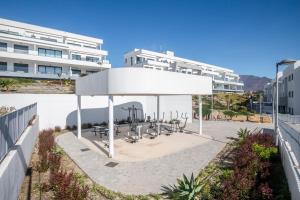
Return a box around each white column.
[199,95,203,135]
[77,95,81,139]
[33,63,37,74]
[69,66,72,77]
[108,95,114,158]
[211,94,214,119]
[157,96,160,134]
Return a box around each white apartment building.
[124,49,244,93]
[277,61,300,115]
[263,82,274,103]
[0,18,111,79]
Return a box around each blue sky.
[1,0,300,78]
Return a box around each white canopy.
[75,68,212,158]
[76,68,212,96]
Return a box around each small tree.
[202,105,212,120]
[223,110,237,120]
[239,110,254,121]
[0,78,17,91]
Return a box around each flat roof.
[0,18,103,44]
[76,68,212,96]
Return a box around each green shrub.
[237,128,250,143]
[223,110,237,120]
[252,143,278,160]
[162,173,204,200]
[238,110,254,121]
[0,78,17,91]
[54,126,62,132]
[202,104,212,119]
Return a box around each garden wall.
[278,122,300,200]
[0,117,39,200]
[0,94,192,129]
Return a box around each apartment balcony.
[0,31,107,56]
[0,31,67,48]
[213,83,244,92]
[213,77,244,86]
[213,87,244,93]
[144,60,170,67]
[0,50,111,69]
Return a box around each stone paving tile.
[56,121,272,195]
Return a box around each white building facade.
[0,18,111,79]
[277,61,300,115]
[124,49,244,93]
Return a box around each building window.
[0,61,7,71]
[86,56,99,62]
[14,63,28,73]
[38,65,62,75]
[125,58,127,63]
[72,54,81,60]
[130,57,133,66]
[136,57,141,64]
[38,48,62,58]
[14,44,29,54]
[291,74,293,80]
[71,69,81,75]
[0,42,7,51]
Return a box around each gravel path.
[56,120,272,195]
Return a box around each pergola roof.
[76,68,212,96]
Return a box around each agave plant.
[237,128,250,143]
[162,173,205,200]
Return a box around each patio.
[56,120,273,195]
[78,125,210,162]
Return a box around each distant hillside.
[240,75,272,92]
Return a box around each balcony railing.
[143,60,170,67]
[0,48,109,67]
[0,29,64,44]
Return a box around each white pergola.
[76,68,212,158]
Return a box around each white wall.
[0,94,192,129]
[0,118,39,200]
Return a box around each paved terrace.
[56,120,272,195]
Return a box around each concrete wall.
[0,94,192,129]
[278,122,300,200]
[0,117,39,200]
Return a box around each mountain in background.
[240,75,272,92]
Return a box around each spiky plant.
[162,173,205,200]
[237,128,250,143]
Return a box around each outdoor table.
[92,126,108,138]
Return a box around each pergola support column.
[157,96,160,134]
[77,95,81,139]
[108,95,114,158]
[199,95,203,135]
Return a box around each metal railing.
[0,103,37,162]
[279,113,300,124]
